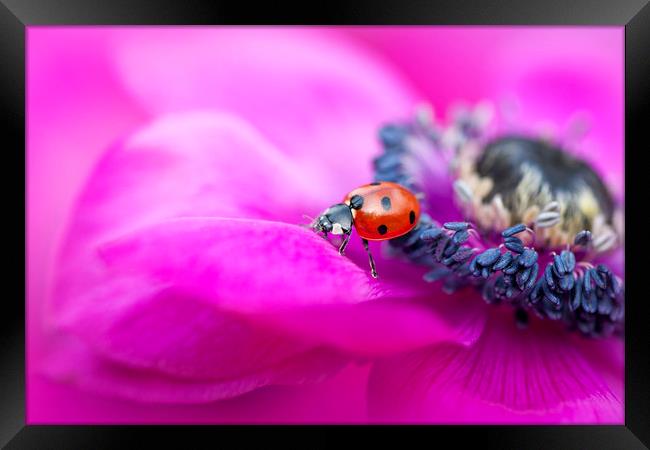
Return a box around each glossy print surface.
[344,181,420,240]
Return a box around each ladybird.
[311,181,420,278]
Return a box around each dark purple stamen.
[504,237,525,254]
[493,252,514,271]
[395,218,624,338]
[574,230,592,246]
[444,222,470,232]
[502,223,527,237]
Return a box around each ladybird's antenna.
[301,214,320,232]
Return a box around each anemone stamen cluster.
[373,105,624,338]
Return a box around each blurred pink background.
[27,26,623,423]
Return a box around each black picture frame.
[3,0,649,448]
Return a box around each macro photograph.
[2,0,649,446]
[25,25,626,425]
[0,0,650,450]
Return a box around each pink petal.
[59,111,330,265]
[53,218,371,381]
[69,217,483,356]
[95,218,374,313]
[28,29,149,254]
[262,238,490,353]
[345,27,515,110]
[52,215,485,392]
[111,28,418,186]
[41,334,348,404]
[101,216,487,352]
[368,308,623,424]
[27,28,150,366]
[29,361,372,423]
[254,292,487,356]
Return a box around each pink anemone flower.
[27,27,623,423]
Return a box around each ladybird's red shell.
[344,181,420,241]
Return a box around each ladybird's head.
[313,203,355,236]
[314,204,352,236]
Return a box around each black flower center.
[476,136,614,222]
[465,136,615,242]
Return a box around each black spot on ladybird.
[370,181,381,186]
[377,224,388,235]
[409,210,416,224]
[381,196,392,211]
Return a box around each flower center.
[370,107,624,338]
[454,135,617,250]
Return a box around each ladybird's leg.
[338,232,352,255]
[362,238,378,279]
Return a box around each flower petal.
[28,29,149,244]
[53,217,371,380]
[60,111,330,265]
[273,240,490,353]
[54,216,484,382]
[27,28,150,348]
[99,217,487,354]
[41,334,348,404]
[368,308,623,423]
[29,360,372,423]
[111,28,418,186]
[96,218,374,312]
[254,292,487,356]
